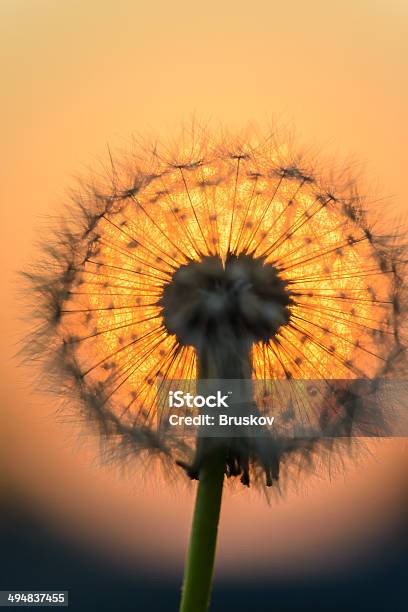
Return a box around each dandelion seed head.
[25,125,407,488]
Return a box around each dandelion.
[25,125,406,612]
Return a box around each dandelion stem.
[179,449,225,612]
[178,328,252,611]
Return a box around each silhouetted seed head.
[23,125,408,489]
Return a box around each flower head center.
[160,253,292,348]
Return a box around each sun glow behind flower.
[27,127,405,486]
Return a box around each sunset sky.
[1,0,408,582]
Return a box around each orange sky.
[1,0,408,578]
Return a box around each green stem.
[179,450,225,612]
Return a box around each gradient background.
[1,1,408,610]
